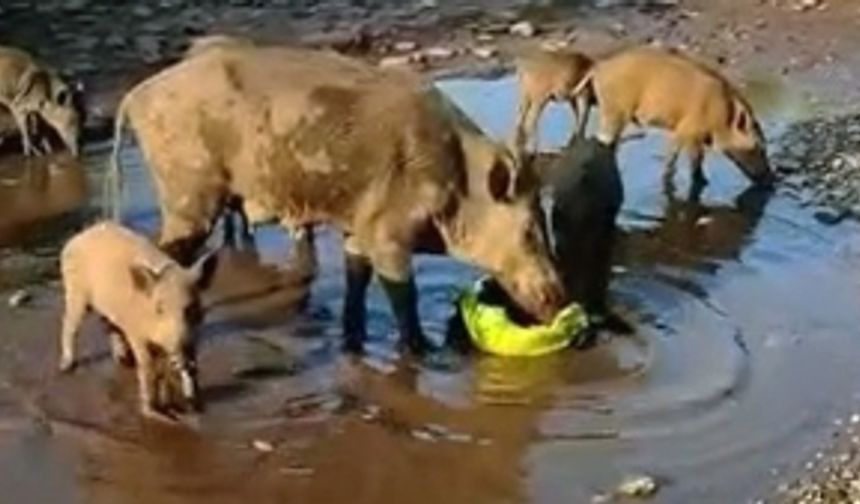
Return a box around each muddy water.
[1,76,859,504]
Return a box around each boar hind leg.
[288,226,317,281]
[595,105,627,147]
[59,288,88,373]
[567,94,591,145]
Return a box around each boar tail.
[569,70,594,102]
[104,96,130,221]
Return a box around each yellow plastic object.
[458,280,589,357]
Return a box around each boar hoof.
[342,337,365,355]
[140,404,179,425]
[58,358,76,374]
[400,336,432,357]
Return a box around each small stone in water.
[616,474,660,498]
[393,40,418,52]
[411,428,436,443]
[8,289,32,308]
[851,414,860,425]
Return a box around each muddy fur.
[107,45,564,351]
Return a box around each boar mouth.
[495,276,566,324]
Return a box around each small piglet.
[58,221,217,422]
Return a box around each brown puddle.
[1,75,859,504]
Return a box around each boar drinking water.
[58,222,217,421]
[108,45,565,354]
[0,45,81,156]
[570,45,773,189]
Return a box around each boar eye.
[184,302,202,324]
[56,89,70,106]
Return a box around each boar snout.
[169,351,200,411]
[727,146,774,188]
[501,267,567,323]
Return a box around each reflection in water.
[620,185,774,274]
[0,153,90,248]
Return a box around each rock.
[393,40,418,52]
[475,33,495,43]
[616,474,660,498]
[132,4,155,17]
[378,55,412,67]
[418,0,438,8]
[509,21,537,38]
[252,439,275,453]
[471,46,498,59]
[423,46,456,60]
[7,289,31,308]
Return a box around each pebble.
[616,474,660,498]
[393,40,418,52]
[423,46,456,59]
[252,439,275,453]
[471,45,498,59]
[410,428,436,443]
[378,55,412,67]
[509,20,537,38]
[7,289,32,308]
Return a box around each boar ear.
[488,159,514,202]
[15,69,50,104]
[188,250,219,291]
[129,263,160,295]
[734,102,750,133]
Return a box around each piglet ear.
[129,262,160,295]
[188,250,219,291]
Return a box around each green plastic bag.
[458,278,589,357]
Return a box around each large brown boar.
[59,221,217,422]
[0,45,81,156]
[571,45,774,189]
[107,45,565,354]
[512,48,594,156]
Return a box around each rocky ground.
[4,1,860,502]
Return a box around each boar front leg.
[128,339,174,423]
[687,144,707,191]
[369,241,429,356]
[660,137,684,193]
[342,247,373,354]
[11,108,34,156]
[109,329,135,367]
